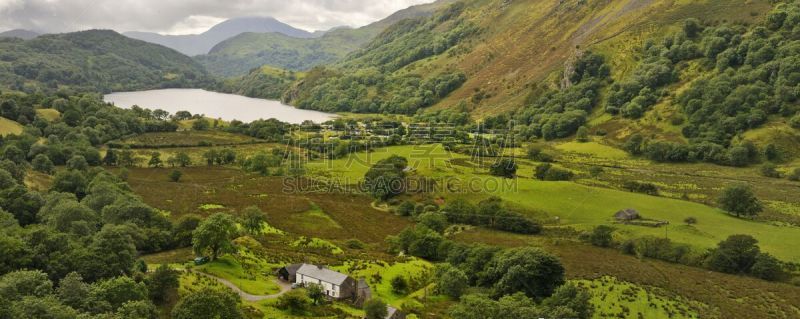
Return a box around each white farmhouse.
[294,264,356,299]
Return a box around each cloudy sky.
[0,0,434,34]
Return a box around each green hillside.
[195,31,359,77]
[195,0,455,77]
[216,65,303,99]
[267,0,800,163]
[281,0,773,112]
[0,29,213,93]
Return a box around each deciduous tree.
[192,213,237,260]
[719,184,762,218]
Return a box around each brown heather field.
[125,167,410,244]
[113,130,263,148]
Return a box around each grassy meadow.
[575,276,701,319]
[304,144,800,262]
[0,116,23,136]
[35,108,61,121]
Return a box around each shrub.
[534,163,552,180]
[544,167,573,181]
[684,216,697,225]
[576,126,589,142]
[32,154,54,174]
[760,163,781,178]
[622,181,659,195]
[534,163,572,181]
[169,170,182,182]
[751,253,784,281]
[364,155,408,200]
[364,298,388,319]
[790,113,800,129]
[526,146,555,162]
[395,201,416,216]
[788,168,800,181]
[526,145,543,160]
[390,276,408,295]
[764,144,780,162]
[705,235,760,274]
[417,212,448,233]
[434,264,468,298]
[623,134,644,155]
[588,166,604,178]
[345,239,365,249]
[489,158,517,178]
[589,225,614,247]
[276,289,311,315]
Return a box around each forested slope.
[267,0,800,165]
[0,30,213,94]
[195,0,455,77]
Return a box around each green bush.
[489,158,517,178]
[760,163,781,178]
[622,181,659,196]
[790,114,800,129]
[169,170,182,182]
[589,225,614,247]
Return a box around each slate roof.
[357,278,370,289]
[614,208,640,220]
[386,306,398,319]
[284,263,303,275]
[296,264,350,285]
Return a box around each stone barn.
[277,263,303,282]
[614,208,640,221]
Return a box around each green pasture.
[196,255,281,295]
[575,276,700,319]
[460,176,800,262]
[332,259,433,307]
[0,117,23,136]
[312,145,800,262]
[35,108,61,121]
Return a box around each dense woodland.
[0,93,182,318]
[0,30,213,94]
[283,3,475,114]
[215,66,299,100]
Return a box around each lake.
[104,88,335,124]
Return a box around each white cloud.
[166,15,226,35]
[0,0,435,34]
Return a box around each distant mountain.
[196,0,456,77]
[124,17,315,56]
[0,29,40,40]
[0,30,212,93]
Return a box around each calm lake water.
[104,88,335,124]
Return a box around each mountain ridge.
[0,29,40,40]
[196,0,457,77]
[124,16,316,56]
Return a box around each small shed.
[386,306,405,319]
[277,263,303,282]
[354,278,372,306]
[614,208,640,221]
